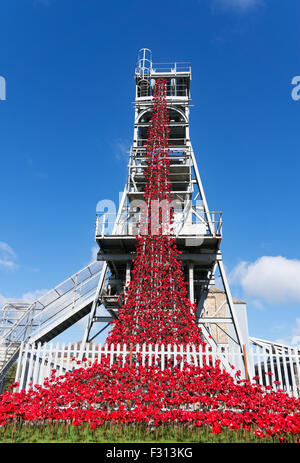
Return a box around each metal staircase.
[0,260,102,389]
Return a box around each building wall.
[204,288,249,346]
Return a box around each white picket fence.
[14,342,300,398]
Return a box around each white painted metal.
[249,338,300,397]
[81,186,130,348]
[0,261,102,388]
[15,341,300,398]
[91,49,247,354]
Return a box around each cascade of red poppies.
[106,79,204,346]
[1,81,299,443]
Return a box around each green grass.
[1,363,17,393]
[0,422,298,444]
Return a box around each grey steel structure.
[82,49,249,353]
[0,49,252,388]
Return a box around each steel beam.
[198,317,234,324]
[93,316,114,323]
[97,253,217,262]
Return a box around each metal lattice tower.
[82,49,250,353]
[0,49,252,389]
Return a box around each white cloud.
[0,288,48,307]
[0,259,16,269]
[0,242,16,258]
[212,0,263,11]
[229,256,300,306]
[0,241,18,270]
[275,318,300,347]
[0,293,7,307]
[111,139,130,161]
[21,289,49,303]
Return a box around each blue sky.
[0,0,299,345]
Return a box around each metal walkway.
[0,261,103,388]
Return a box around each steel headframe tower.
[82,48,249,353]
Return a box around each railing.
[249,338,300,397]
[135,62,191,75]
[27,261,103,343]
[129,156,192,173]
[15,342,300,398]
[95,210,223,238]
[136,138,187,147]
[1,261,102,345]
[0,261,103,383]
[129,152,191,163]
[0,303,34,344]
[136,86,189,99]
[131,147,190,155]
[16,342,238,392]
